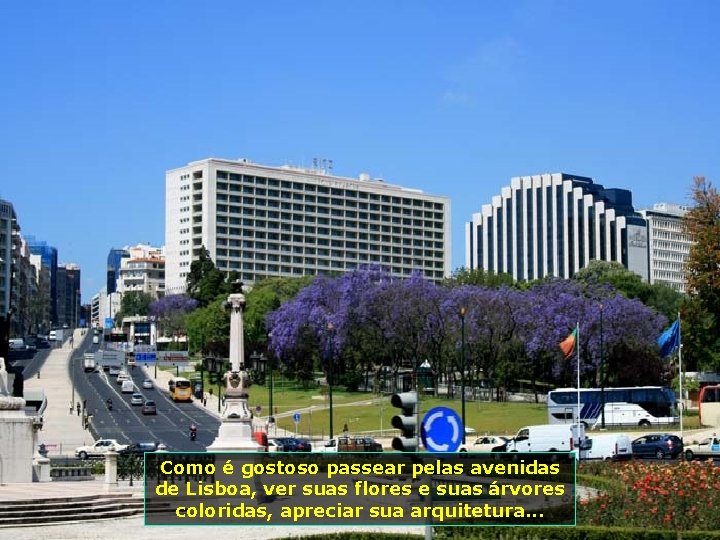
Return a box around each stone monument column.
[207,281,265,452]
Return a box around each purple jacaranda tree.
[331,266,394,389]
[443,285,527,399]
[148,294,199,339]
[266,273,340,383]
[267,268,670,396]
[516,279,668,389]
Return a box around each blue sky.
[1,1,718,301]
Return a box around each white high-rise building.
[465,173,649,282]
[639,203,692,293]
[165,158,451,293]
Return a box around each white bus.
[547,386,678,428]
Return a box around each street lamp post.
[599,303,605,429]
[267,354,274,423]
[217,362,224,414]
[459,306,467,445]
[327,322,334,440]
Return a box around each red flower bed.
[578,460,720,530]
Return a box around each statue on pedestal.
[0,357,24,410]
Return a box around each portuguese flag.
[560,326,578,359]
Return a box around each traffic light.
[391,391,418,452]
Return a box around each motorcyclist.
[190,423,198,440]
[106,398,113,411]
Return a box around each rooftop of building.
[169,157,450,199]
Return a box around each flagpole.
[576,322,581,426]
[678,312,683,440]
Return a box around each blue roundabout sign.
[421,406,464,452]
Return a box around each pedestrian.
[202,394,207,407]
[209,388,213,396]
[69,401,74,414]
[76,402,81,416]
[83,399,87,413]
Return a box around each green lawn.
[188,369,700,438]
[251,388,548,439]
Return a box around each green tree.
[573,260,684,320]
[443,267,516,288]
[185,297,230,357]
[684,175,720,333]
[244,276,313,353]
[114,291,153,323]
[679,296,720,372]
[186,247,229,307]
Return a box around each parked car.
[314,439,339,453]
[9,337,25,350]
[460,435,510,452]
[142,400,157,415]
[338,436,383,452]
[631,434,683,460]
[23,336,39,353]
[142,379,154,390]
[121,442,159,456]
[582,434,633,461]
[130,393,144,406]
[684,436,720,461]
[75,439,129,459]
[295,438,312,452]
[269,437,300,452]
[267,439,286,452]
[506,423,587,460]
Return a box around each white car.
[75,439,129,459]
[684,436,720,461]
[142,379,154,390]
[314,439,339,453]
[460,435,510,452]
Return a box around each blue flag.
[658,320,680,358]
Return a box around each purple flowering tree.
[148,294,199,340]
[516,279,668,389]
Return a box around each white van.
[121,379,135,393]
[507,423,587,459]
[581,433,632,461]
[48,330,57,342]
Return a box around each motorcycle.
[106,400,113,411]
[190,427,197,441]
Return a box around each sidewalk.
[24,328,94,455]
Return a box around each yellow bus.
[168,377,193,402]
